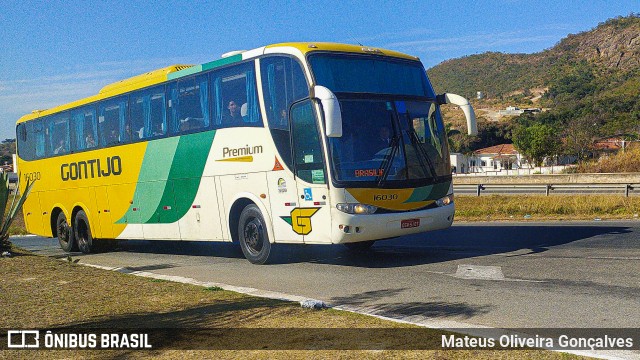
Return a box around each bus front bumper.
[330,204,455,244]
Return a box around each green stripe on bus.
[403,181,451,203]
[146,130,216,223]
[165,54,242,81]
[202,54,243,71]
[116,137,180,224]
[167,65,204,81]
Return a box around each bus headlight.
[435,194,454,207]
[336,203,378,214]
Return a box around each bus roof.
[16,42,419,125]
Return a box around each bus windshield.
[308,54,449,187]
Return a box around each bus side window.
[47,113,70,156]
[211,61,262,129]
[131,86,166,140]
[17,123,37,161]
[290,99,325,184]
[174,75,208,134]
[98,97,127,146]
[260,56,309,171]
[34,120,45,159]
[71,106,97,151]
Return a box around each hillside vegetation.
[428,15,639,101]
[428,15,640,165]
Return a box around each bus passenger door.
[267,170,303,243]
[290,100,332,244]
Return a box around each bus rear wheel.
[74,210,94,254]
[56,212,76,252]
[238,204,272,265]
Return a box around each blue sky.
[0,0,637,140]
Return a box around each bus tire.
[344,240,375,251]
[238,204,272,264]
[56,212,76,252]
[74,210,94,254]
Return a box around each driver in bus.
[372,126,391,153]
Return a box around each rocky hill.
[427,14,640,101]
[429,14,640,153]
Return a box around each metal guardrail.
[454,183,640,196]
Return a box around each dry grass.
[6,203,27,236]
[455,194,640,221]
[0,250,581,359]
[575,145,640,173]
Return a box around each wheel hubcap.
[57,221,68,242]
[77,221,87,248]
[244,218,263,254]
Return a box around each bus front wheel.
[56,212,76,252]
[74,210,94,254]
[238,204,272,265]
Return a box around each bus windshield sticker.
[304,154,313,163]
[311,170,324,184]
[277,178,287,193]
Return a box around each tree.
[563,116,598,163]
[512,124,560,168]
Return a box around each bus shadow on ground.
[112,224,634,268]
[329,288,493,319]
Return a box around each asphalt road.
[12,221,640,331]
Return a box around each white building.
[450,144,525,174]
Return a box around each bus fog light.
[436,194,454,207]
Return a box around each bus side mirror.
[314,85,342,137]
[437,93,477,136]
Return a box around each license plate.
[401,219,420,229]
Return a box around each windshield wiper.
[376,135,400,187]
[407,127,437,179]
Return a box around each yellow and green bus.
[16,42,476,264]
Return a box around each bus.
[16,42,477,264]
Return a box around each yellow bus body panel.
[18,142,148,238]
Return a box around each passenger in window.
[108,129,119,144]
[180,120,190,132]
[223,100,243,125]
[279,109,288,127]
[152,122,164,136]
[85,133,96,148]
[54,139,66,154]
[123,124,133,141]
